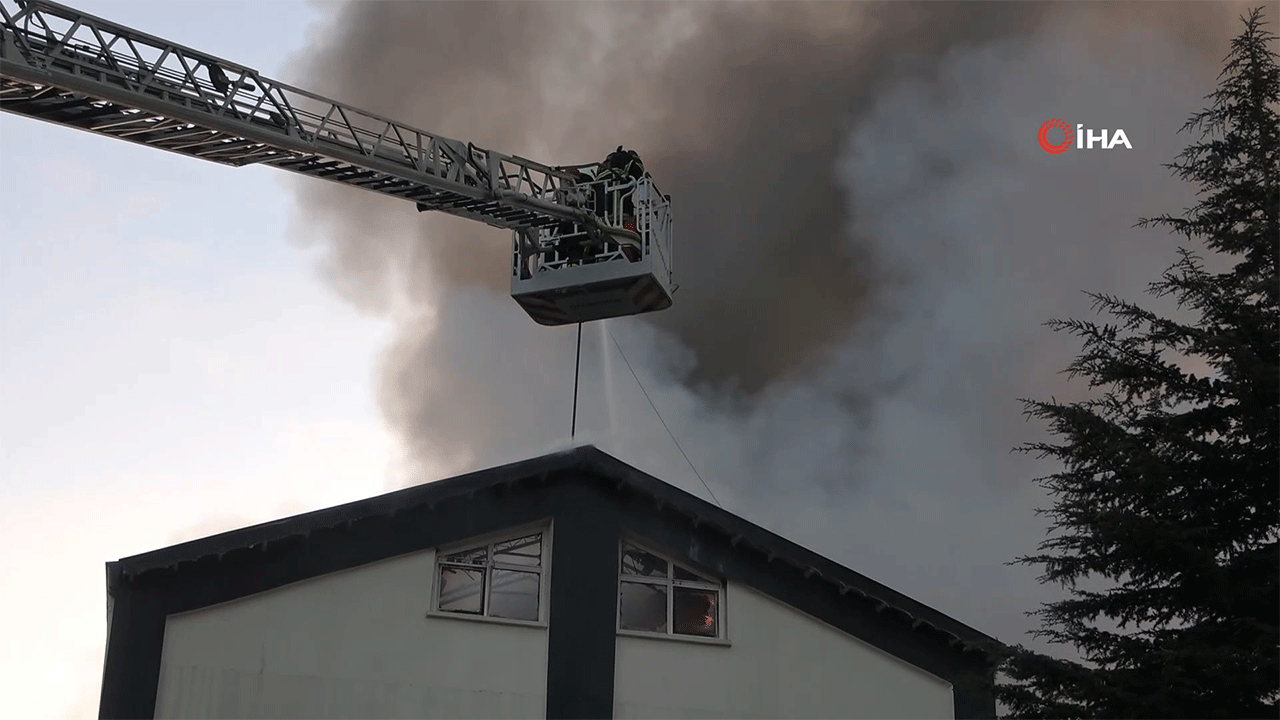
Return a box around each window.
[618,541,724,639]
[435,530,546,623]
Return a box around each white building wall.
[154,549,548,719]
[613,582,954,719]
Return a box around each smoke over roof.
[286,1,1255,645]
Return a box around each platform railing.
[515,176,671,276]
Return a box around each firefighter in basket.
[551,165,596,266]
[594,146,646,262]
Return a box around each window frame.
[616,538,729,644]
[428,521,553,628]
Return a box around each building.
[99,446,1002,719]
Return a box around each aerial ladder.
[0,0,676,326]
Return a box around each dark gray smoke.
[293,2,1058,396]
[291,1,1243,395]
[286,1,1255,646]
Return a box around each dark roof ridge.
[115,445,593,574]
[574,447,1000,649]
[112,444,1000,651]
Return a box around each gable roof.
[113,445,1000,655]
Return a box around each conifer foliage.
[999,8,1279,718]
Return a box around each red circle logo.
[1038,119,1073,154]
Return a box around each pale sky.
[0,1,1256,717]
[0,2,410,716]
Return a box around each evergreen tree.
[998,8,1279,718]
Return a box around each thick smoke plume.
[288,1,1254,643]
[291,1,1244,395]
[295,1,1066,395]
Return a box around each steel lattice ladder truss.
[0,0,596,232]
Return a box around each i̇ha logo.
[1038,119,1132,154]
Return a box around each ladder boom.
[0,0,589,230]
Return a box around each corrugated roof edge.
[108,444,1003,654]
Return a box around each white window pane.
[619,580,668,632]
[494,534,542,567]
[442,546,487,566]
[439,567,485,614]
[489,569,540,621]
[673,588,718,637]
[621,545,667,578]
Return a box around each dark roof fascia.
[574,448,1000,651]
[114,447,588,577]
[111,445,1001,653]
